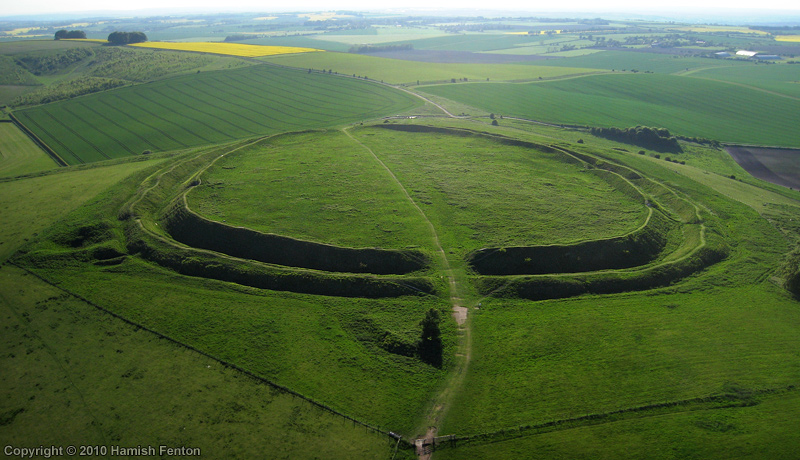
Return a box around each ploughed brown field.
[726,146,800,189]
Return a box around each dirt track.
[726,146,800,190]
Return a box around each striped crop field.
[421,73,800,147]
[129,42,322,57]
[14,64,420,164]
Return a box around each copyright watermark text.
[4,445,201,458]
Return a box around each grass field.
[263,51,598,84]
[4,20,800,460]
[14,64,421,164]
[0,122,55,177]
[0,264,396,459]
[349,124,648,255]
[0,156,167,263]
[688,64,800,99]
[420,73,800,147]
[0,39,101,55]
[535,50,750,74]
[188,130,434,250]
[381,33,551,52]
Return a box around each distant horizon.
[3,4,800,25]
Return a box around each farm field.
[14,63,421,164]
[726,146,800,190]
[420,73,800,147]
[0,122,56,177]
[263,51,598,84]
[129,41,323,57]
[534,50,752,74]
[4,11,800,460]
[688,64,800,99]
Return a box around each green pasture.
[441,284,800,436]
[420,73,800,147]
[312,27,447,46]
[381,33,553,52]
[263,51,598,84]
[0,55,39,85]
[11,141,453,438]
[242,35,352,52]
[40,260,449,437]
[688,64,800,99]
[349,124,648,256]
[188,130,434,251]
[0,122,55,177]
[535,50,750,74]
[0,156,165,263]
[435,389,800,459]
[0,265,395,459]
[13,64,421,164]
[0,39,101,55]
[484,38,596,56]
[3,114,800,459]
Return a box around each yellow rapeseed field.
[129,42,322,57]
[776,35,800,43]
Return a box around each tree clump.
[590,126,682,153]
[54,30,86,40]
[107,31,148,45]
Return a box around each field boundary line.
[0,271,109,445]
[6,261,395,441]
[9,113,68,167]
[426,383,799,452]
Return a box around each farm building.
[736,50,759,57]
[714,51,731,57]
[754,54,782,60]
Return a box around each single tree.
[418,308,443,368]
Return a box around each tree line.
[590,126,682,152]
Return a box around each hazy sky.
[4,0,800,18]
